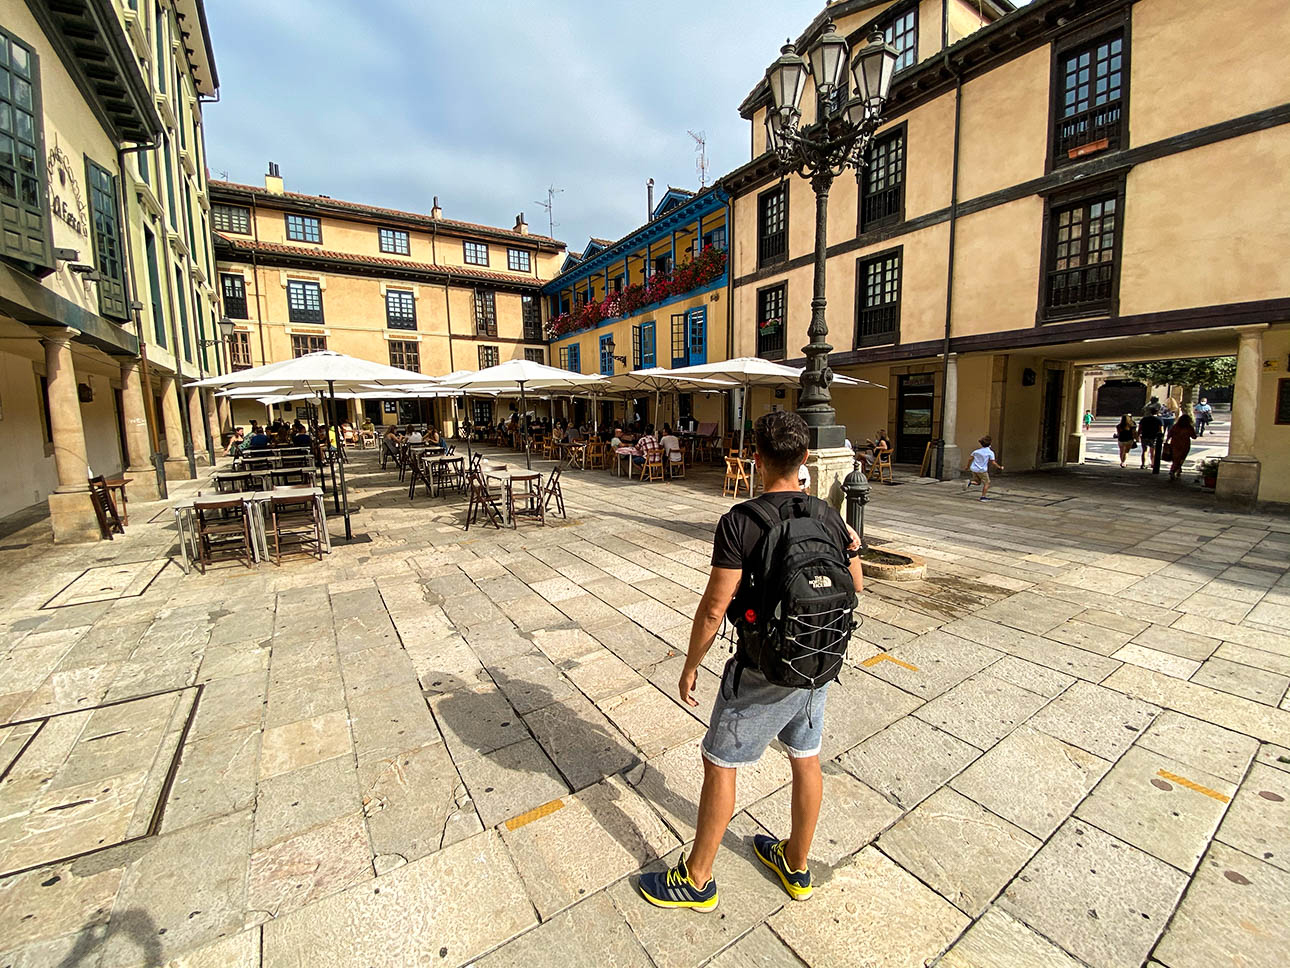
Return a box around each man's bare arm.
[679,566,742,706]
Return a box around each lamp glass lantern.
[765,107,791,154]
[217,316,236,340]
[766,42,809,113]
[851,27,900,110]
[807,21,850,97]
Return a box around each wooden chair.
[88,475,124,539]
[380,437,400,470]
[465,470,503,530]
[638,443,665,483]
[873,446,894,483]
[665,444,686,479]
[723,456,751,498]
[359,429,377,449]
[542,467,566,518]
[585,439,607,470]
[407,455,434,499]
[193,495,253,572]
[269,492,324,564]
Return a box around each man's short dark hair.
[754,411,809,477]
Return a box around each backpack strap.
[741,498,782,534]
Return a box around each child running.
[964,435,1004,500]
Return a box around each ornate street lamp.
[764,22,898,450]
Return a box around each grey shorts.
[701,659,829,768]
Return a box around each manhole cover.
[0,686,199,878]
[42,559,169,609]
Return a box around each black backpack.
[727,495,857,692]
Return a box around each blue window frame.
[640,321,656,368]
[567,343,581,373]
[688,307,707,365]
[599,334,614,375]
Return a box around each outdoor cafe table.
[556,440,587,469]
[483,466,543,526]
[421,454,465,497]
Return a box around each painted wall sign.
[47,141,88,238]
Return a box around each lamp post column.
[798,172,844,451]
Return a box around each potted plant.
[1199,456,1220,489]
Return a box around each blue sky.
[202,0,823,253]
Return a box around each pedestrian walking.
[1138,408,1164,473]
[1160,397,1179,436]
[1165,409,1198,481]
[637,411,862,912]
[1082,409,1094,432]
[963,435,1004,500]
[1114,414,1138,468]
[1195,398,1213,436]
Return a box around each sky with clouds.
[202,0,825,253]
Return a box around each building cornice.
[25,0,163,144]
[213,235,547,295]
[209,182,565,253]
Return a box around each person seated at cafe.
[248,419,262,438]
[659,424,683,465]
[633,424,658,466]
[361,416,374,433]
[291,422,312,448]
[245,425,271,451]
[426,425,442,445]
[407,426,424,445]
[383,425,402,448]
[224,427,245,457]
[609,426,625,450]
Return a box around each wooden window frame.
[84,157,129,320]
[858,122,906,234]
[0,27,54,274]
[229,330,252,370]
[220,272,248,319]
[212,203,251,235]
[507,248,531,272]
[463,240,490,266]
[756,183,788,268]
[379,227,410,255]
[521,294,542,341]
[855,246,902,349]
[756,282,787,361]
[478,345,499,368]
[291,333,326,357]
[385,288,416,330]
[473,289,497,336]
[1036,173,1127,324]
[388,339,420,372]
[524,347,544,363]
[285,213,322,244]
[1046,10,1131,173]
[286,279,324,324]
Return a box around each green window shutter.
[85,158,129,320]
[0,31,54,273]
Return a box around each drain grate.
[0,685,201,879]
[41,559,169,609]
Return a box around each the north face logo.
[808,575,832,589]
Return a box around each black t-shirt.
[711,492,851,570]
[1139,415,1163,441]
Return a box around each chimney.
[265,161,284,195]
[514,211,529,235]
[431,195,442,219]
[647,178,655,220]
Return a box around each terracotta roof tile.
[208,180,564,248]
[213,234,540,287]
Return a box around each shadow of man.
[53,906,162,968]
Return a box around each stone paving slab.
[0,449,1287,968]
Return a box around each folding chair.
[193,495,254,572]
[723,456,751,498]
[638,443,664,482]
[408,455,435,499]
[269,491,324,564]
[873,446,894,483]
[465,469,503,530]
[586,439,607,470]
[542,467,566,519]
[666,445,686,479]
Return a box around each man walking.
[1139,407,1164,474]
[637,411,863,911]
[1195,398,1213,436]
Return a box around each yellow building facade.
[210,173,564,431]
[544,187,731,430]
[0,0,219,540]
[724,0,1290,506]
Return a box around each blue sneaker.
[753,834,812,900]
[637,853,718,912]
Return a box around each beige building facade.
[724,0,1289,506]
[0,0,219,540]
[210,173,564,432]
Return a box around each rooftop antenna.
[688,130,709,188]
[534,184,562,237]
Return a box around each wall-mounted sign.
[47,141,88,238]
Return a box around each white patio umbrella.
[599,367,736,438]
[194,352,441,539]
[658,357,883,456]
[436,359,603,468]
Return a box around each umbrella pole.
[520,382,531,470]
[463,392,473,463]
[739,381,749,458]
[330,380,353,540]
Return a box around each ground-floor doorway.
[896,374,934,463]
[1040,368,1065,465]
